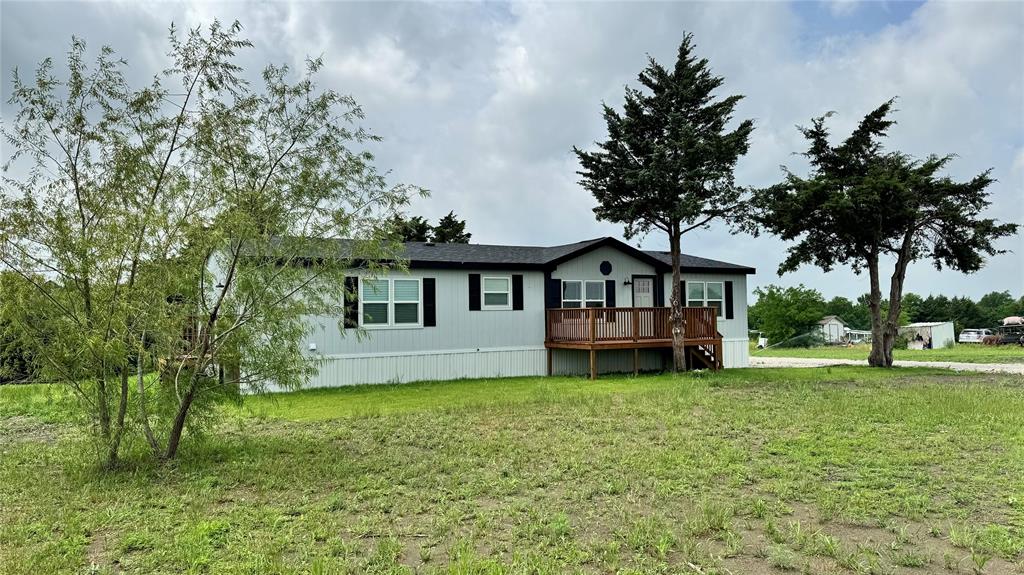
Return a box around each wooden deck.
[545,307,723,378]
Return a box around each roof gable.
[543,237,672,272]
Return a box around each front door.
[633,277,654,307]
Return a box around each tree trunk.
[136,341,161,456]
[164,382,196,460]
[879,234,915,367]
[669,223,686,372]
[105,369,130,467]
[868,232,915,367]
[96,375,111,439]
[866,254,889,367]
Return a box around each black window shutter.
[725,280,735,320]
[605,280,616,307]
[545,277,562,309]
[679,281,686,306]
[423,278,437,326]
[468,274,481,311]
[512,274,524,310]
[654,273,664,306]
[343,276,359,328]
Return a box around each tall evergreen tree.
[431,211,471,243]
[390,214,433,242]
[573,34,753,370]
[753,100,1017,366]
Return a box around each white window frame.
[359,277,423,329]
[562,280,582,308]
[562,280,605,308]
[481,276,512,310]
[685,281,725,319]
[584,280,605,308]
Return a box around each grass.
[751,341,1024,364]
[2,367,1024,574]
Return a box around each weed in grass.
[720,529,743,558]
[949,522,979,549]
[687,502,733,537]
[767,545,799,571]
[764,519,786,545]
[806,532,843,559]
[891,548,929,567]
[971,549,991,573]
[750,497,770,519]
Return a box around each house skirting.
[261,339,749,391]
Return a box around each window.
[686,281,724,318]
[562,280,605,308]
[360,278,421,327]
[482,276,511,310]
[584,280,605,308]
[562,281,582,308]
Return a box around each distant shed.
[900,321,955,350]
[817,315,847,344]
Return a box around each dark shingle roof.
[394,236,755,274]
[284,236,753,274]
[642,250,757,274]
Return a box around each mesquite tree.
[0,21,417,464]
[753,99,1017,366]
[573,34,753,370]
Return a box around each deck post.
[588,309,596,343]
[589,349,596,380]
[633,348,639,376]
[547,348,552,376]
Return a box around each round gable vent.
[599,261,613,276]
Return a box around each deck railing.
[545,306,718,344]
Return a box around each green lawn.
[2,368,1024,574]
[752,342,1024,364]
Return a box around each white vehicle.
[958,328,993,344]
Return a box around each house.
[296,236,754,387]
[817,315,847,345]
[900,321,955,350]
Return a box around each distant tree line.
[750,284,1023,346]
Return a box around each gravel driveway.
[749,355,1024,375]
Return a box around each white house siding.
[302,347,547,388]
[300,268,547,387]
[550,245,657,307]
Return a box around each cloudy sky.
[2,1,1022,300]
